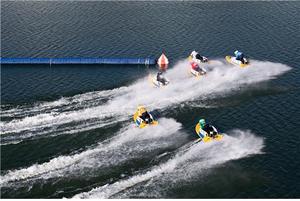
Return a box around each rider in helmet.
[234,50,245,64]
[156,71,166,84]
[191,62,199,71]
[191,62,206,75]
[138,106,152,123]
[199,119,218,138]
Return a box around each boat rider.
[138,106,152,123]
[199,119,218,138]
[234,50,245,64]
[191,62,206,74]
[191,62,199,71]
[156,71,166,84]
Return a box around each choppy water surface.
[1,1,300,198]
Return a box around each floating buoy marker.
[157,53,169,69]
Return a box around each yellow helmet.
[137,105,147,115]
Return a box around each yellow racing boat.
[225,55,249,68]
[133,106,158,128]
[195,122,223,143]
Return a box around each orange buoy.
[157,53,169,69]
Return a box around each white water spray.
[0,59,290,144]
[0,118,183,186]
[73,129,264,198]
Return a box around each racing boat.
[190,62,206,78]
[189,50,208,64]
[150,74,170,87]
[133,106,158,128]
[225,55,249,68]
[195,122,223,142]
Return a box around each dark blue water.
[1,1,300,198]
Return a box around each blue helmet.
[199,119,206,129]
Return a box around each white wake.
[0,118,183,186]
[73,129,264,198]
[0,59,290,144]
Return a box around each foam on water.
[0,86,129,119]
[0,118,183,186]
[0,59,290,144]
[0,116,128,145]
[73,129,264,198]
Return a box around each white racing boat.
[189,50,208,64]
[150,73,170,87]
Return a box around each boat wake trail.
[1,87,129,119]
[73,129,264,198]
[0,118,184,187]
[0,59,290,144]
